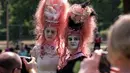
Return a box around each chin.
[46,39,53,41]
[70,47,78,50]
[72,48,77,50]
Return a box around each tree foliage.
[0,0,39,41]
[69,0,122,31]
[0,0,123,41]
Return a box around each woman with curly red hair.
[30,0,69,73]
[57,2,96,73]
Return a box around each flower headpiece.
[44,0,62,27]
[67,17,82,36]
[35,0,69,45]
[69,2,94,24]
[68,1,96,35]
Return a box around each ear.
[114,53,124,66]
[13,68,20,73]
[13,68,17,73]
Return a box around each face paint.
[44,27,57,41]
[68,35,80,50]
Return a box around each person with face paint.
[44,27,57,41]
[30,0,69,73]
[57,1,96,73]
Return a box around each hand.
[23,57,37,73]
[79,50,103,73]
[110,67,120,73]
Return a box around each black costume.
[57,53,86,73]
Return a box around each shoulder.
[76,56,86,61]
[33,45,41,50]
[30,45,41,58]
[31,45,41,53]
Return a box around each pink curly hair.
[34,0,69,57]
[58,3,97,69]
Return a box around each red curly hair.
[58,3,97,69]
[34,0,69,57]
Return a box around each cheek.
[44,32,49,38]
[54,32,57,36]
[44,30,48,35]
[44,32,47,36]
[67,41,71,46]
[67,42,72,48]
[76,41,80,44]
[52,32,57,38]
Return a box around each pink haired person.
[30,0,69,73]
[57,2,96,73]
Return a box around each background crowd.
[0,43,32,57]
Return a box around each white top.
[31,45,59,73]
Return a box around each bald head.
[108,14,130,59]
[0,52,22,70]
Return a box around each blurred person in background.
[93,31,102,51]
[14,44,20,53]
[5,47,15,53]
[79,14,130,73]
[24,44,31,56]
[19,43,28,56]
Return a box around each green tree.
[69,0,122,31]
[0,0,6,27]
[0,0,123,41]
[8,0,39,41]
[92,0,122,31]
[0,0,7,40]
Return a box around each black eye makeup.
[46,30,50,33]
[51,30,55,34]
[74,37,79,41]
[68,37,72,41]
[68,36,80,41]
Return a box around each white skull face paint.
[68,35,80,50]
[44,27,57,41]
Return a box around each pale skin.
[67,35,80,54]
[44,27,57,41]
